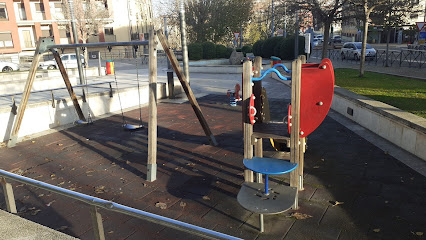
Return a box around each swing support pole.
[156,30,218,147]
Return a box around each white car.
[39,53,85,70]
[340,42,376,60]
[0,60,20,72]
[314,35,323,42]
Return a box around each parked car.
[331,35,342,43]
[340,42,377,60]
[39,53,85,70]
[0,60,20,72]
[314,35,323,42]
[312,38,320,47]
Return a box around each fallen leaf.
[56,226,69,231]
[180,202,187,208]
[38,194,44,197]
[416,232,424,236]
[108,231,114,234]
[58,182,65,185]
[95,185,106,194]
[142,183,147,187]
[31,209,41,216]
[32,141,36,143]
[86,170,94,174]
[155,202,167,209]
[57,143,63,146]
[126,161,131,164]
[373,228,381,233]
[46,200,56,207]
[50,174,56,177]
[288,212,313,220]
[313,166,320,169]
[329,201,344,206]
[192,169,199,172]
[202,196,210,201]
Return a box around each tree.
[298,0,349,59]
[62,0,109,66]
[184,0,254,43]
[370,0,421,66]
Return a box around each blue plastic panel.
[243,157,298,175]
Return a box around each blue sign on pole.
[420,32,426,39]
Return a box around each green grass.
[334,69,426,118]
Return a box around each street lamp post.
[68,0,85,100]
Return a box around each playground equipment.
[7,30,218,183]
[238,56,335,232]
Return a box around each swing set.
[6,30,218,183]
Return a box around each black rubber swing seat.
[123,124,144,131]
[75,120,93,125]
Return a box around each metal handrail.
[0,169,241,240]
[0,81,114,98]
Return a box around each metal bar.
[0,81,114,98]
[90,206,106,240]
[44,41,149,52]
[0,177,17,213]
[259,214,264,233]
[0,169,241,240]
[51,49,86,122]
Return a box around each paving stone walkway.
[0,76,425,240]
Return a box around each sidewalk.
[0,72,425,239]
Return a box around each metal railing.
[312,48,426,69]
[0,169,241,240]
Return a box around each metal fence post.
[0,177,17,213]
[90,206,106,240]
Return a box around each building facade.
[0,0,152,58]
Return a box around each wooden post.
[7,40,43,147]
[290,59,302,197]
[51,49,86,121]
[255,138,263,183]
[147,28,158,182]
[156,30,218,146]
[243,60,254,182]
[253,57,262,123]
[297,55,306,191]
[0,177,17,213]
[90,206,105,240]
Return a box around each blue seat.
[243,157,297,175]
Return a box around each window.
[41,27,52,37]
[0,3,8,20]
[61,55,69,61]
[18,3,26,20]
[54,2,62,12]
[35,3,45,12]
[0,32,14,48]
[70,55,76,60]
[104,27,113,35]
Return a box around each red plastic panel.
[249,94,257,125]
[287,58,335,137]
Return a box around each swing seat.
[123,124,144,131]
[75,120,92,125]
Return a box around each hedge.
[279,35,306,60]
[188,43,203,60]
[253,40,264,56]
[242,45,253,56]
[261,37,284,58]
[216,44,228,58]
[202,42,216,59]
